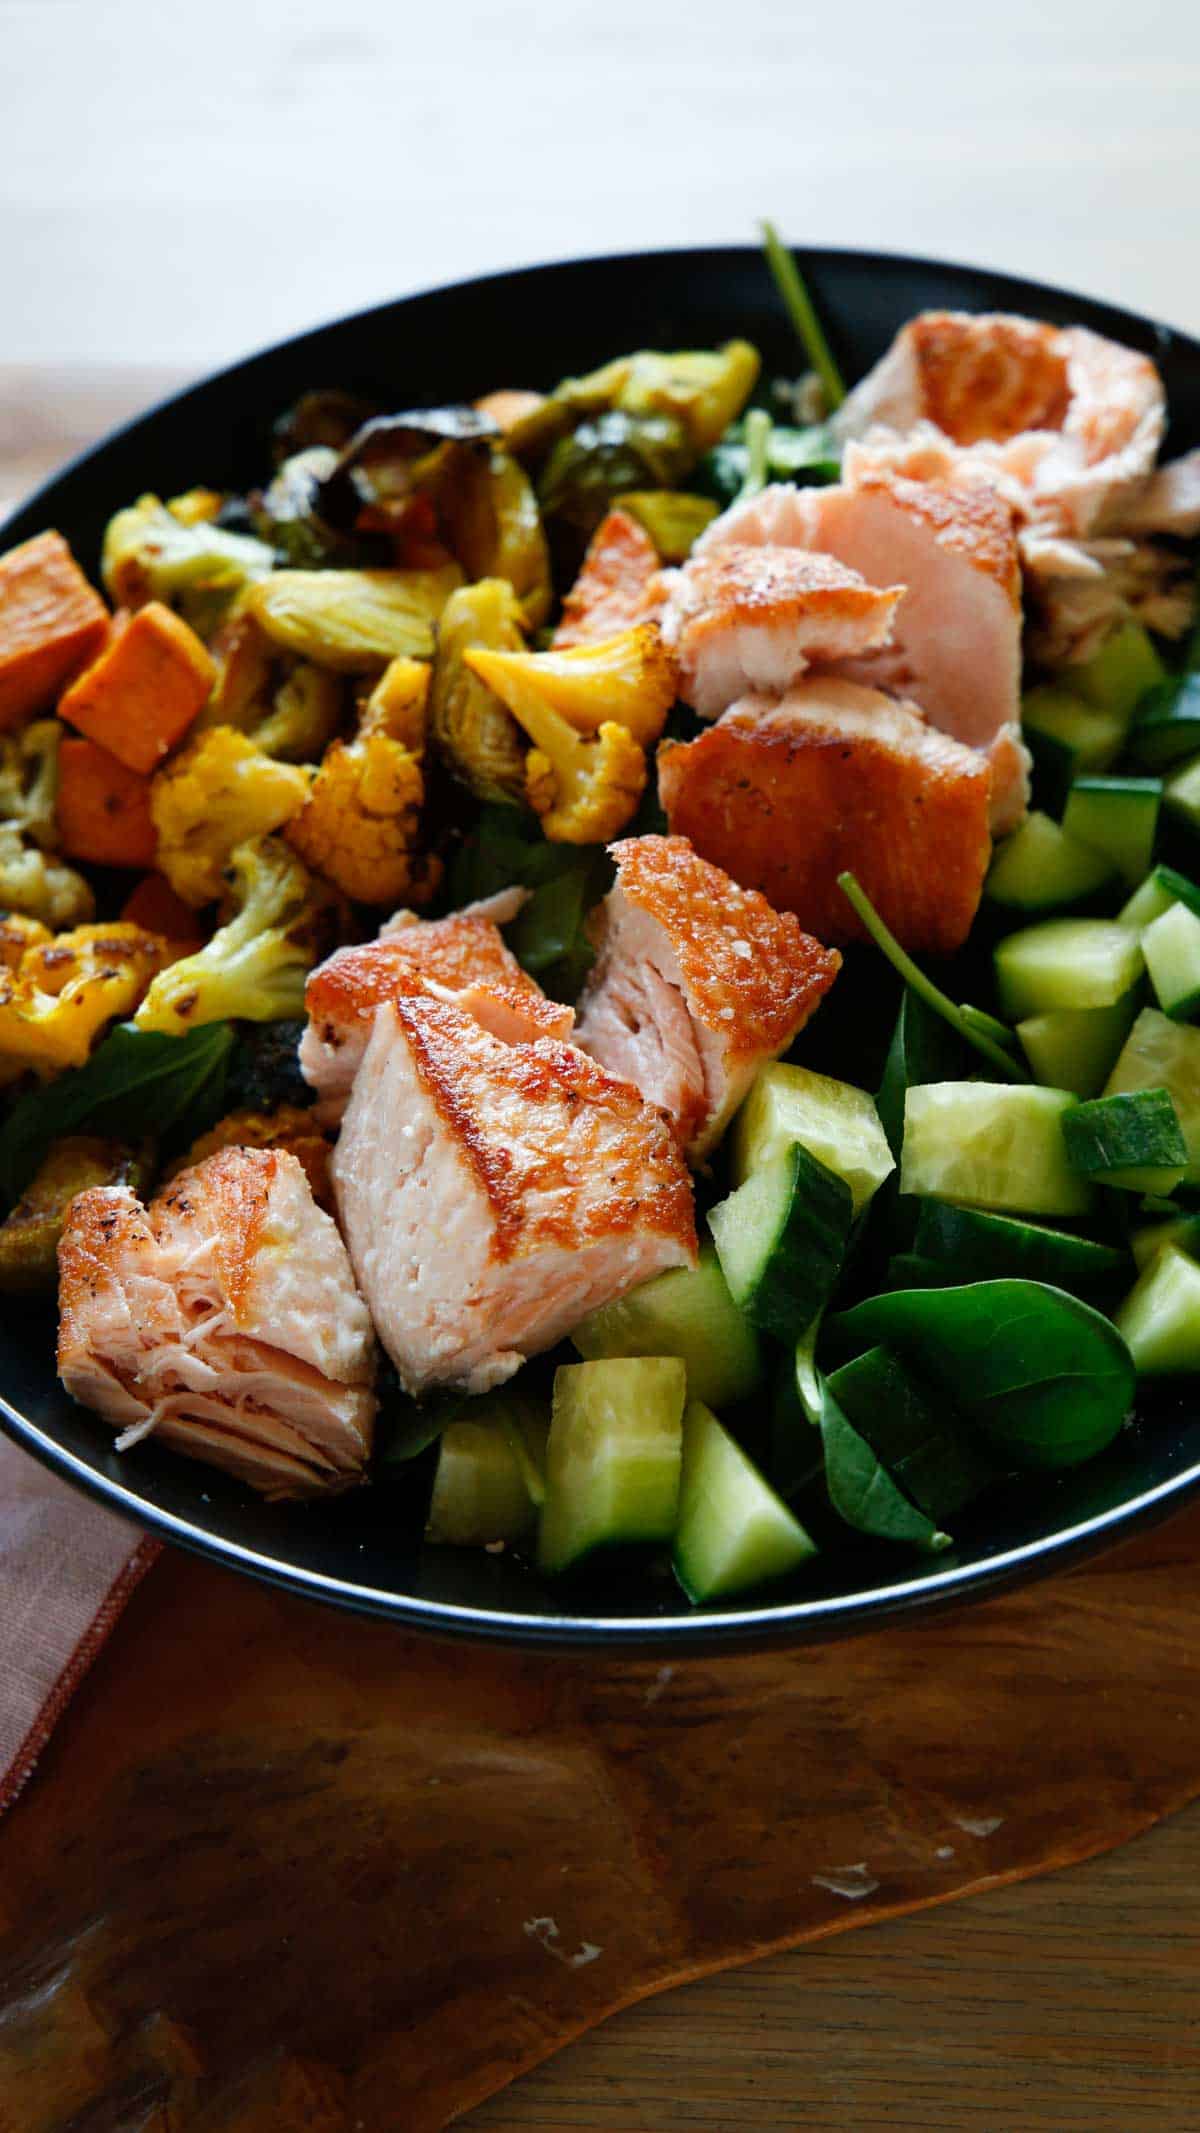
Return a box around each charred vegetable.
[430,579,529,803]
[507,341,761,465]
[101,495,275,637]
[245,564,461,670]
[134,837,340,1033]
[0,1136,150,1293]
[150,726,311,908]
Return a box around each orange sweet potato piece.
[57,736,157,869]
[58,601,215,773]
[0,531,110,730]
[119,873,205,949]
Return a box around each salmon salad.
[3,229,1200,1604]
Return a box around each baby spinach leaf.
[830,1279,1135,1469]
[0,1021,234,1208]
[445,804,611,1003]
[876,987,968,1158]
[818,1375,950,1553]
[699,417,840,505]
[827,1346,997,1521]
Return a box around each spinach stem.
[760,221,846,409]
[737,407,773,501]
[837,871,1030,1082]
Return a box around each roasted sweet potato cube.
[0,531,110,729]
[57,735,157,869]
[58,600,215,773]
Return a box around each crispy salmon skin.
[575,834,840,1160]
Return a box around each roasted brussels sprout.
[615,490,720,562]
[507,341,761,466]
[271,388,379,463]
[224,1017,315,1113]
[0,1136,150,1293]
[251,662,344,761]
[538,413,694,546]
[316,407,499,534]
[253,448,349,568]
[245,564,461,671]
[429,580,529,804]
[101,496,276,638]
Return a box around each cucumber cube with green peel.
[731,1061,894,1215]
[570,1245,761,1410]
[1071,621,1169,717]
[708,1142,852,1342]
[1062,776,1162,887]
[1120,862,1200,931]
[985,810,1115,913]
[900,1081,1092,1217]
[1127,674,1200,771]
[1142,901,1200,1020]
[1165,753,1200,837]
[672,1400,817,1603]
[1104,1007,1200,1185]
[537,1357,685,1576]
[1116,1245,1200,1373]
[1061,1088,1188,1195]
[994,917,1144,1021]
[1016,990,1139,1099]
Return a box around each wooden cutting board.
[0,1503,1198,2133]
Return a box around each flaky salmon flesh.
[832,310,1167,539]
[332,993,696,1397]
[656,545,903,720]
[575,835,840,1162]
[300,890,573,1115]
[57,1146,377,1499]
[658,679,993,957]
[695,466,1028,834]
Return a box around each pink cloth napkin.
[0,1434,158,1811]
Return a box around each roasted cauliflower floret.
[0,720,61,849]
[286,720,439,906]
[101,494,275,636]
[250,661,344,761]
[0,825,95,929]
[151,725,311,908]
[430,579,529,802]
[466,645,648,841]
[134,836,339,1033]
[360,655,431,755]
[0,922,172,1074]
[463,627,676,748]
[0,912,51,971]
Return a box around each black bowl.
[4,246,1200,1649]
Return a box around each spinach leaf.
[840,872,1027,1083]
[876,987,968,1159]
[0,1021,234,1208]
[445,804,611,1003]
[827,1346,997,1521]
[830,1279,1135,1469]
[818,1374,950,1553]
[699,417,840,506]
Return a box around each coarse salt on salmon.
[300,889,573,1115]
[57,1146,376,1499]
[575,834,840,1162]
[656,544,902,720]
[658,678,992,957]
[554,508,661,647]
[332,994,696,1396]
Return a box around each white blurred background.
[1,0,1198,501]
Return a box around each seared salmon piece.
[299,889,573,1113]
[554,508,661,647]
[697,468,1028,833]
[57,1147,376,1499]
[658,679,992,956]
[575,835,840,1162]
[332,995,697,1395]
[833,311,1165,538]
[657,545,902,719]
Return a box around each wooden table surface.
[4,368,1200,2133]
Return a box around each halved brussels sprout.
[615,490,720,562]
[507,340,761,466]
[538,413,693,544]
[430,579,529,804]
[245,564,462,671]
[101,495,276,637]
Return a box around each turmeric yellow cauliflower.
[286,659,440,905]
[135,836,339,1034]
[151,725,311,907]
[0,923,173,1075]
[463,639,655,841]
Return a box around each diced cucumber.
[901,1082,1092,1217]
[1164,753,1200,837]
[1105,1007,1200,1184]
[913,1201,1128,1292]
[1115,1245,1200,1373]
[1021,686,1127,811]
[984,811,1115,913]
[672,1400,817,1601]
[1142,901,1200,1020]
[1061,1088,1188,1195]
[1062,776,1162,888]
[1072,621,1168,717]
[1120,862,1200,930]
[1016,990,1140,1099]
[570,1245,761,1409]
[994,918,1144,1020]
[826,1347,995,1521]
[708,1143,852,1341]
[537,1358,685,1575]
[1128,674,1200,771]
[731,1061,895,1215]
[1131,1212,1200,1271]
[425,1396,549,1547]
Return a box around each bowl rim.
[4,240,1200,1651]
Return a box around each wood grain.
[3,375,1200,2132]
[0,1512,1199,2132]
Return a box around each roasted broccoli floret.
[134,837,339,1033]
